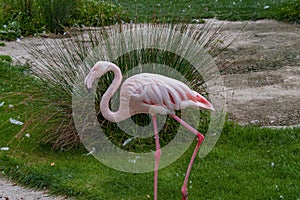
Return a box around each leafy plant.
[0,21,21,41]
[0,0,44,40]
[0,0,126,39]
[37,0,74,34]
[69,0,127,27]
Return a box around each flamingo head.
[84,61,112,91]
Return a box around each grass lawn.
[116,0,300,22]
[0,61,299,199]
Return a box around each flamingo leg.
[170,114,205,200]
[152,114,161,200]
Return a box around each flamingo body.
[123,73,213,114]
[85,61,213,122]
[85,61,214,200]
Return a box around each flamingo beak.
[85,85,92,94]
[206,102,215,111]
[84,74,94,93]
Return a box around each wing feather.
[121,73,210,114]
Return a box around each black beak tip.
[85,85,92,94]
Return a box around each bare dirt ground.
[0,19,299,198]
[218,20,300,126]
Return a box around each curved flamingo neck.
[100,63,129,122]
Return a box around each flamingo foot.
[181,186,188,200]
[181,133,203,200]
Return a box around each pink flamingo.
[85,61,214,200]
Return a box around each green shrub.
[0,0,45,40]
[69,0,127,27]
[37,0,74,34]
[0,21,21,41]
[0,0,126,40]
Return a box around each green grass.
[115,0,300,23]
[0,61,299,199]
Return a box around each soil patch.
[218,20,300,126]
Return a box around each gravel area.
[0,178,66,200]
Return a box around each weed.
[0,55,12,63]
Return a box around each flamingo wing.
[122,73,213,115]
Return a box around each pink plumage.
[125,73,213,113]
[85,61,214,200]
[85,61,213,122]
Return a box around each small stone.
[250,119,260,125]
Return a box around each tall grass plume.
[23,20,233,150]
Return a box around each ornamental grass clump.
[24,20,232,150]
